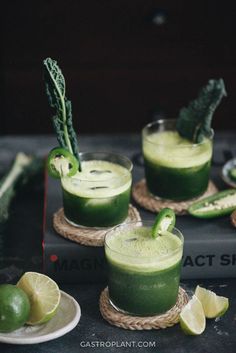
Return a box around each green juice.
[61,160,132,227]
[143,130,213,200]
[105,225,183,316]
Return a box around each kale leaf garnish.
[176,79,227,143]
[43,58,81,170]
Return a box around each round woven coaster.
[53,205,141,247]
[230,210,236,228]
[132,179,218,215]
[99,287,189,330]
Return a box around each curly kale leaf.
[43,58,81,170]
[43,57,65,110]
[176,79,227,142]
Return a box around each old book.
[44,175,236,283]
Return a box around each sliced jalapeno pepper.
[229,168,236,182]
[188,189,236,218]
[151,208,176,238]
[47,147,79,179]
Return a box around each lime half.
[180,295,206,335]
[17,272,61,325]
[151,208,176,238]
[195,285,229,319]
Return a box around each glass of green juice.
[105,221,184,316]
[61,152,132,228]
[142,119,213,200]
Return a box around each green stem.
[60,96,73,154]
[0,153,31,198]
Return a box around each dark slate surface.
[0,133,236,353]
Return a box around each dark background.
[1,0,236,135]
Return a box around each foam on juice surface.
[143,131,212,168]
[106,227,183,272]
[61,160,131,198]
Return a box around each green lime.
[180,295,206,335]
[151,208,176,238]
[0,284,30,332]
[17,272,61,325]
[195,285,229,318]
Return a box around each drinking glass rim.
[105,220,184,260]
[62,151,133,182]
[142,118,214,148]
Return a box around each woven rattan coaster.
[230,210,236,228]
[132,179,218,215]
[53,205,141,247]
[99,287,189,330]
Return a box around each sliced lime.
[180,295,206,335]
[151,208,176,238]
[17,272,61,325]
[195,285,229,318]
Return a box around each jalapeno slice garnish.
[188,189,236,218]
[151,208,176,238]
[47,147,79,179]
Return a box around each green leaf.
[43,58,81,170]
[176,79,227,142]
[43,58,65,110]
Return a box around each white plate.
[221,158,236,188]
[0,290,81,345]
